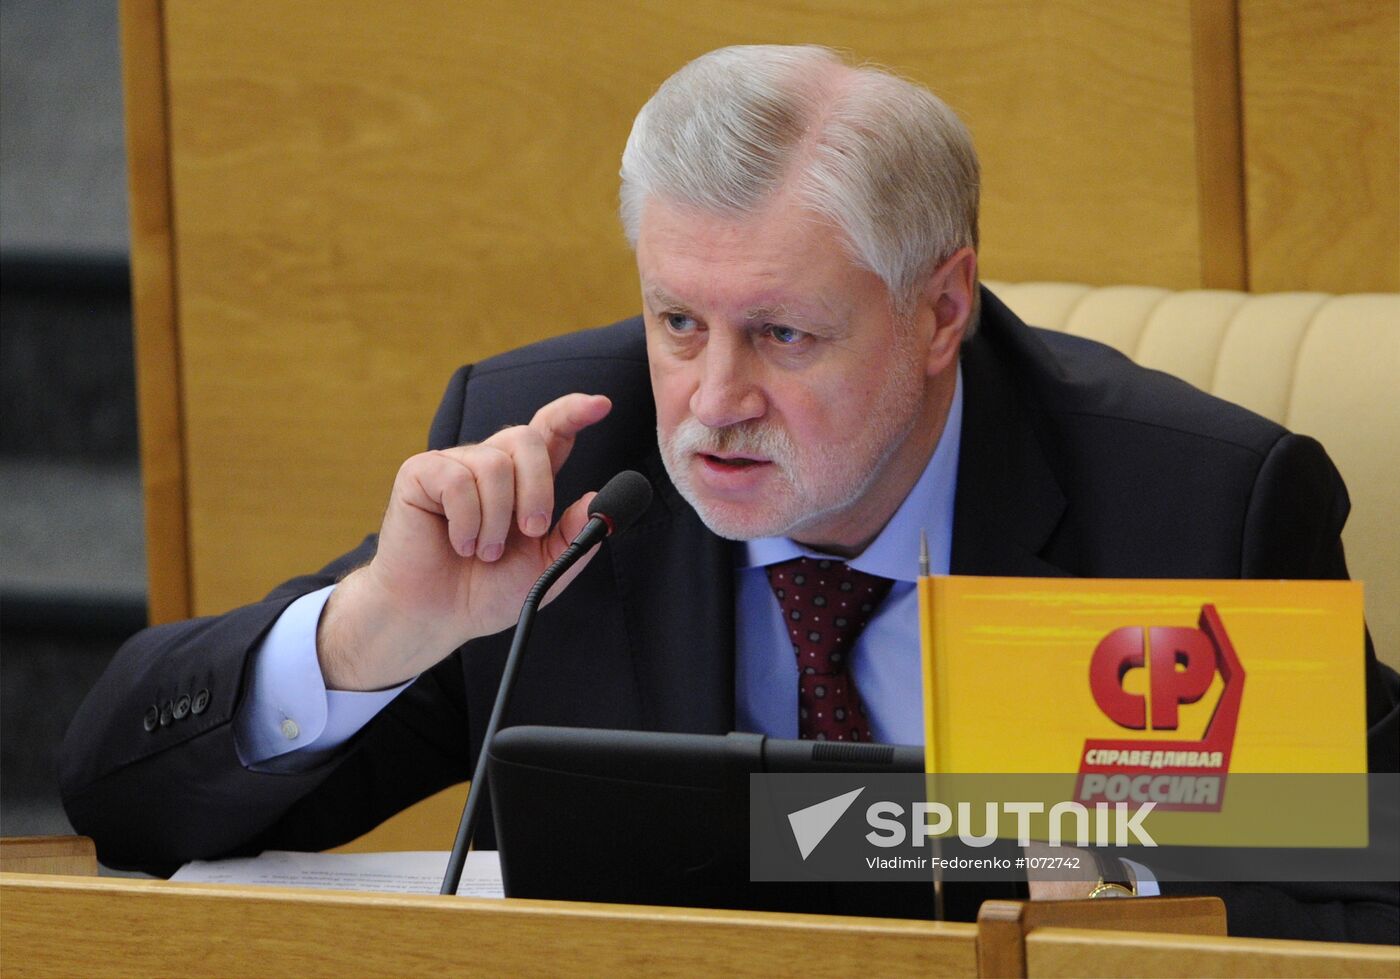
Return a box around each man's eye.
[665,313,697,333]
[767,324,806,345]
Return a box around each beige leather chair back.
[987,281,1399,670]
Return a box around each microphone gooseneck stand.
[440,471,652,895]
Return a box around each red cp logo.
[1088,604,1244,732]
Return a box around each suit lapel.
[950,295,1070,578]
[607,452,735,734]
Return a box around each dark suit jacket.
[60,289,1399,940]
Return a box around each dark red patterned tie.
[765,557,894,742]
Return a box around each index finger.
[528,393,612,474]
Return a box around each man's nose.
[690,335,765,429]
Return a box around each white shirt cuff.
[1124,858,1160,897]
[234,585,409,768]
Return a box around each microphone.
[569,467,654,548]
[440,470,653,894]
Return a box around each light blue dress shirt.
[233,583,405,765]
[735,368,963,745]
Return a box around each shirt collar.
[741,364,963,582]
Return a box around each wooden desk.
[0,836,96,877]
[1024,927,1399,978]
[0,873,978,977]
[4,872,1395,978]
[2,837,1393,977]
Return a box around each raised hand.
[316,393,613,690]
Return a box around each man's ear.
[920,247,978,377]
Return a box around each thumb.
[552,491,598,549]
[539,492,601,606]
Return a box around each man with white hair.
[62,45,1397,940]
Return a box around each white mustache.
[668,416,794,464]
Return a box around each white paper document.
[171,849,504,898]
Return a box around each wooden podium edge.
[976,895,1399,979]
[976,896,1226,978]
[1026,926,1400,979]
[0,872,978,978]
[0,836,97,877]
[6,873,1395,977]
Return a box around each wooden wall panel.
[121,0,189,624]
[1240,0,1400,292]
[1189,0,1247,289]
[964,1,1213,289]
[148,0,1224,614]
